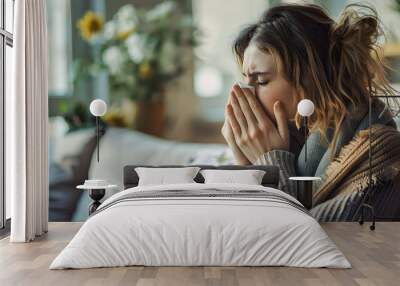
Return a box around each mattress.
[50,183,351,269]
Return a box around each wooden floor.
[0,222,399,286]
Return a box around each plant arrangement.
[75,1,197,103]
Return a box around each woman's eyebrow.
[241,71,272,77]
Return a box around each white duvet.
[50,183,351,269]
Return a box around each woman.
[221,3,400,221]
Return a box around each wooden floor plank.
[0,222,399,286]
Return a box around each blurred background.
[47,0,400,221]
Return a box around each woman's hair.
[233,3,396,158]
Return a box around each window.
[1,0,14,230]
[47,0,72,97]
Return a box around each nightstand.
[77,181,118,215]
[289,176,321,210]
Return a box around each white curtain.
[7,0,49,242]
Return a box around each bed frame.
[123,165,280,189]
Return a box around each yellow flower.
[117,28,136,41]
[77,11,104,41]
[139,62,154,79]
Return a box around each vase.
[134,97,166,137]
[103,97,136,128]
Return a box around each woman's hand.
[221,105,251,165]
[227,84,290,164]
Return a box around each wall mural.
[47,0,400,224]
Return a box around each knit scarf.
[313,124,400,205]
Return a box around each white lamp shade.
[297,99,314,117]
[90,99,107,117]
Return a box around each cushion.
[135,166,201,186]
[200,169,266,185]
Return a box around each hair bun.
[331,4,379,49]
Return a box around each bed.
[50,165,351,269]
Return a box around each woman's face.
[242,43,298,123]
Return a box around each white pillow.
[135,167,201,186]
[200,169,266,185]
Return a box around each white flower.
[125,34,146,63]
[116,4,138,23]
[102,46,126,75]
[115,4,138,33]
[159,40,177,74]
[146,1,176,21]
[103,21,116,40]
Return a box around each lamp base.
[88,189,105,215]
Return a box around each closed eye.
[257,81,269,86]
